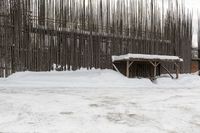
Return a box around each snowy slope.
[0,69,153,88]
[0,69,200,88]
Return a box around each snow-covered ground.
[0,69,200,133]
[0,69,200,88]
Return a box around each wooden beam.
[153,65,157,79]
[174,63,179,79]
[3,69,5,78]
[112,63,120,73]
[149,61,160,80]
[129,61,134,68]
[160,65,174,79]
[149,61,160,67]
[126,61,130,78]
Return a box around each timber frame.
[113,57,181,80]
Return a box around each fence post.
[3,63,6,78]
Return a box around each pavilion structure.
[112,54,183,80]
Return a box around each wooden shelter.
[112,54,182,79]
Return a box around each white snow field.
[0,69,200,133]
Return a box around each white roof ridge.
[112,53,183,62]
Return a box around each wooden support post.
[160,65,174,79]
[153,65,157,79]
[112,63,120,73]
[174,63,179,79]
[3,63,5,78]
[113,61,134,77]
[126,60,130,78]
[129,61,134,68]
[3,69,6,78]
[149,61,160,80]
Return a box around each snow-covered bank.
[0,69,152,88]
[0,69,200,88]
[0,70,200,133]
[156,74,200,88]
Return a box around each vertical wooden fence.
[0,0,193,77]
[198,17,200,73]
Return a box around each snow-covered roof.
[112,54,183,62]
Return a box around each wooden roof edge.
[192,58,200,61]
[30,27,171,43]
[112,54,183,62]
[112,58,182,63]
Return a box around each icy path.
[0,87,200,133]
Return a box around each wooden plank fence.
[198,17,200,74]
[0,0,193,77]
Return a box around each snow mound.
[2,69,153,88]
[156,74,200,88]
[0,69,200,88]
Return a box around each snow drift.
[0,69,199,89]
[0,69,200,133]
